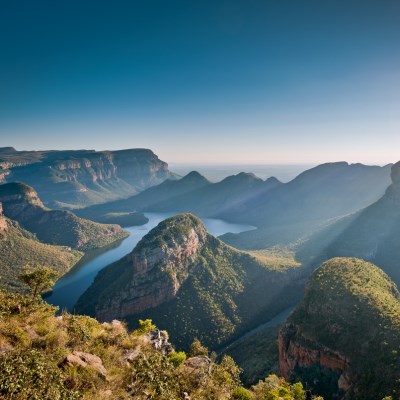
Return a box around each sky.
[0,0,399,164]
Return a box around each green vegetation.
[0,218,82,292]
[0,182,129,251]
[223,325,281,386]
[77,213,304,351]
[19,265,58,299]
[287,258,400,399]
[0,287,313,400]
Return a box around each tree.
[189,338,209,357]
[18,265,58,299]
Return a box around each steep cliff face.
[2,148,175,208]
[77,213,304,350]
[279,258,400,400]
[95,214,208,320]
[0,203,7,233]
[385,160,400,204]
[0,182,128,251]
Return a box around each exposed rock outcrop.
[93,214,208,320]
[146,329,174,355]
[0,203,7,233]
[60,351,107,378]
[279,323,352,392]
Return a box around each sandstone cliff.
[1,147,176,208]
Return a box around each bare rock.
[59,351,107,378]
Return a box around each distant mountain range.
[78,161,392,249]
[0,147,176,209]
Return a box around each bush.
[232,387,253,399]
[168,351,187,367]
[0,349,81,400]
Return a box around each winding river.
[45,212,255,311]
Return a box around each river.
[45,212,255,311]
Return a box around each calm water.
[45,212,255,311]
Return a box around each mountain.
[77,171,281,223]
[0,147,176,208]
[76,170,210,222]
[0,204,82,292]
[221,162,392,249]
[0,289,309,400]
[279,257,400,400]
[76,213,304,350]
[311,161,400,286]
[0,182,128,251]
[79,162,391,250]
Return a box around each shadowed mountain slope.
[0,182,128,251]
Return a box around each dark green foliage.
[0,349,81,400]
[223,325,281,386]
[18,265,58,299]
[0,218,82,293]
[0,182,129,251]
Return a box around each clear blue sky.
[0,0,399,164]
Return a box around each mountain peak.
[221,172,262,185]
[0,182,43,206]
[0,147,17,154]
[134,213,207,255]
[180,171,209,184]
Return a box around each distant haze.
[169,164,316,183]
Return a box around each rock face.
[0,182,127,251]
[279,324,351,392]
[76,213,304,350]
[1,148,176,208]
[0,202,7,233]
[279,258,400,400]
[146,329,174,355]
[92,214,208,320]
[60,351,107,378]
[385,160,400,204]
